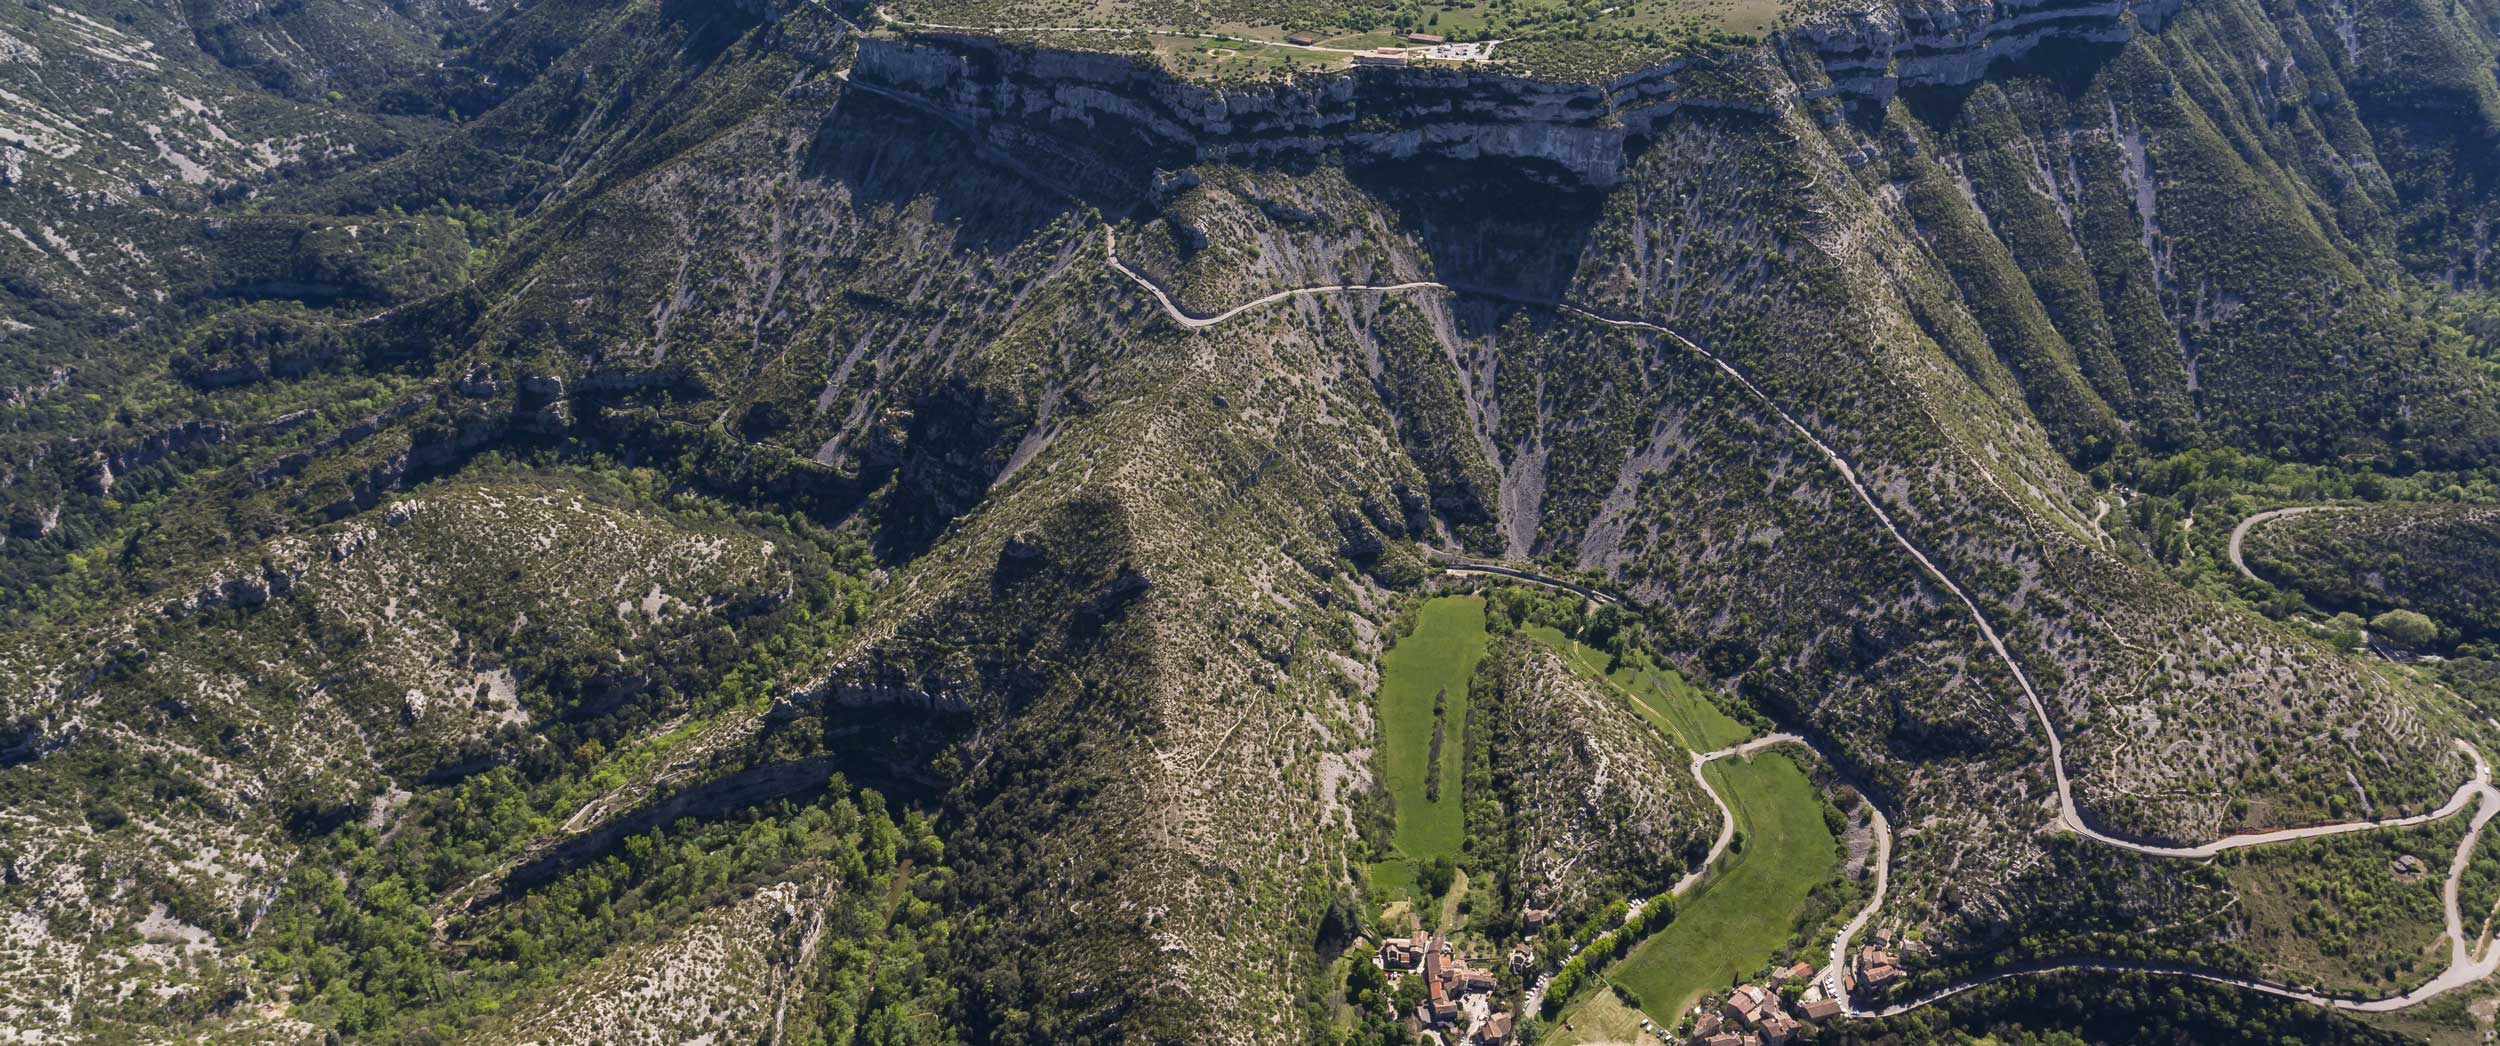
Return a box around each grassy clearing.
[1381,595,1491,863]
[1541,986,1650,1046]
[1314,30,1403,47]
[1608,0,1785,36]
[1368,858,1422,903]
[1521,624,1751,752]
[1595,751,1837,1024]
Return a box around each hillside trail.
[1103,227,2500,1015]
[1416,545,1623,605]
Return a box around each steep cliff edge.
[847,0,2186,189]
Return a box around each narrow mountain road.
[2112,741,2489,858]
[1103,228,1451,328]
[1865,767,2500,1017]
[2228,505,2354,584]
[1675,734,1809,899]
[1111,227,2500,1016]
[1421,544,1622,605]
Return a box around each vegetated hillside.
[1464,634,1716,926]
[4,0,2500,1040]
[0,469,832,1036]
[2245,504,2500,644]
[0,0,499,618]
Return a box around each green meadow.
[1370,595,1491,899]
[1517,616,1838,1029]
[1602,751,1838,1022]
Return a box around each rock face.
[847,33,1765,189]
[848,0,2179,188]
[1789,0,2184,103]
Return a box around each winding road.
[1418,545,1623,605]
[1103,228,1452,328]
[1104,227,2500,1018]
[2228,504,2356,584]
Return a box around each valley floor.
[1112,228,2500,1022]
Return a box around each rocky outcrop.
[84,420,232,495]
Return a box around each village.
[1382,918,1913,1045]
[1675,935,1905,1046]
[1372,920,1912,1044]
[1376,931,1522,1044]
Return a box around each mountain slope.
[4,0,2500,1041]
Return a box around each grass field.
[1372,596,1491,899]
[1541,987,1652,1046]
[1593,751,1838,1025]
[1149,35,1342,76]
[1513,615,1827,1030]
[1522,625,1751,752]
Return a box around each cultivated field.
[1371,596,1492,897]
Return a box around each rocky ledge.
[839,0,2182,188]
[848,32,1773,189]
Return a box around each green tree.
[1418,856,1458,900]
[2371,609,2439,649]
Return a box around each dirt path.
[1865,771,2500,1016]
[2228,504,2355,584]
[1675,734,1809,897]
[1113,228,2500,1017]
[1103,228,1452,328]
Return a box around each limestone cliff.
[848,0,2185,189]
